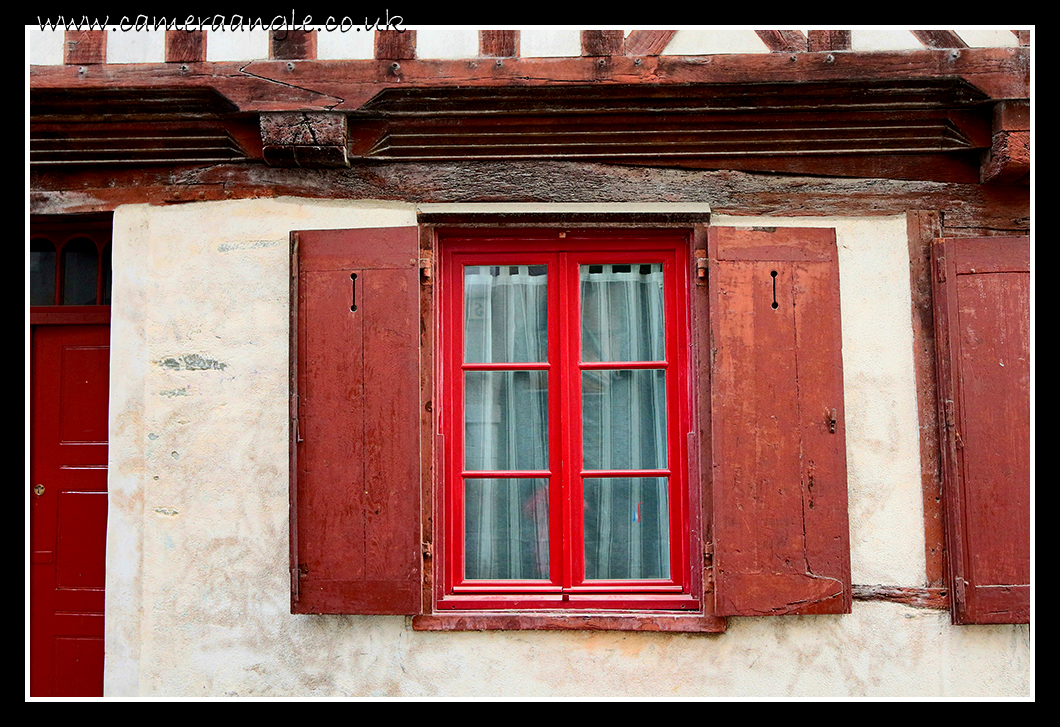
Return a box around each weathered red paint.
[290,226,423,615]
[30,324,110,697]
[435,229,697,612]
[932,236,1030,624]
[709,226,852,616]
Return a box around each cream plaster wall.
[105,199,1030,698]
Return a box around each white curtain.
[463,265,550,579]
[580,264,669,580]
[460,263,670,581]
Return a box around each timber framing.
[30,47,1028,185]
[29,160,1030,236]
[30,47,1028,109]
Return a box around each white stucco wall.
[105,198,1030,698]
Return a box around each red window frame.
[436,229,697,612]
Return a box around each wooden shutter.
[932,237,1030,624]
[290,226,423,614]
[709,226,851,616]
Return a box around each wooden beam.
[851,585,948,609]
[166,30,205,63]
[755,30,808,53]
[906,210,946,588]
[64,30,105,65]
[480,30,518,58]
[981,100,1030,184]
[29,160,1030,235]
[271,29,316,61]
[911,30,969,49]
[624,30,676,56]
[260,112,348,168]
[582,30,625,57]
[376,29,416,59]
[807,30,850,52]
[29,47,1030,110]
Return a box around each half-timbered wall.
[93,198,1029,697]
[29,26,1031,698]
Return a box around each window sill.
[411,610,726,633]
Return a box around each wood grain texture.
[911,31,968,49]
[165,30,205,63]
[756,31,808,53]
[271,29,316,60]
[582,30,624,57]
[906,211,946,588]
[807,30,850,52]
[932,236,1030,624]
[624,31,676,56]
[480,30,518,57]
[64,30,105,65]
[710,226,851,616]
[292,226,422,615]
[376,30,416,59]
[28,161,1031,237]
[29,48,1030,109]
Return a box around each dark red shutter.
[709,226,851,616]
[932,237,1030,624]
[291,226,422,614]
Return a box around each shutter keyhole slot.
[770,270,779,309]
[350,273,358,312]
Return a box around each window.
[437,231,696,611]
[289,223,852,627]
[30,215,113,308]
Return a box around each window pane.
[582,369,667,470]
[580,263,665,362]
[584,477,669,580]
[465,478,549,580]
[62,237,98,305]
[465,371,548,471]
[30,238,57,306]
[101,243,112,305]
[465,264,548,363]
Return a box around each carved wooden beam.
[981,100,1029,184]
[260,112,349,168]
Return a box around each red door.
[30,324,110,697]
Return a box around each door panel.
[30,324,109,697]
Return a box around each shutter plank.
[933,237,1029,624]
[710,226,851,616]
[292,226,422,614]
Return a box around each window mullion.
[555,251,581,591]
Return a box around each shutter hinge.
[953,576,967,610]
[695,249,708,285]
[936,256,946,283]
[827,407,838,433]
[422,541,432,559]
[291,565,304,599]
[420,250,434,284]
